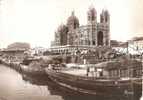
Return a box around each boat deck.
[61,68,88,77]
[60,68,142,81]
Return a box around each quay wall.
[0,60,22,73]
[0,59,47,78]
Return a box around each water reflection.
[22,74,109,100]
[22,72,134,100]
[0,65,62,100]
[0,64,141,100]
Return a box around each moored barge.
[45,59,142,99]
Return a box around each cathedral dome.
[67,11,79,30]
[57,24,67,32]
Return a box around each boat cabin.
[87,59,142,79]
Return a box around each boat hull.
[46,70,142,99]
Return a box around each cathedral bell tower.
[87,6,97,25]
[87,6,97,46]
[100,9,110,24]
[99,9,110,46]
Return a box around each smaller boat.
[22,56,40,65]
[20,61,47,77]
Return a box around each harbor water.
[0,64,141,100]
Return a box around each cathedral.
[50,6,110,63]
[51,6,110,47]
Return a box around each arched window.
[105,15,108,22]
[93,41,95,45]
[97,31,103,46]
[89,41,90,45]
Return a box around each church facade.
[50,7,111,63]
[51,7,110,47]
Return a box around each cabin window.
[113,70,118,77]
[137,69,142,77]
[120,70,123,77]
[125,70,128,77]
[109,71,112,77]
[110,70,114,78]
[111,70,114,77]
[110,70,118,78]
[122,69,126,77]
[99,71,103,77]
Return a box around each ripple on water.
[0,65,63,100]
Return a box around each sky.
[0,0,143,48]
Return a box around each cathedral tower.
[97,9,110,46]
[87,6,97,25]
[100,9,110,24]
[87,6,97,45]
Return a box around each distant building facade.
[2,42,31,62]
[29,47,47,56]
[52,7,110,47]
[128,37,143,54]
[7,42,30,50]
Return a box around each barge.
[45,59,142,99]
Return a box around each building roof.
[2,48,27,52]
[7,42,30,50]
[110,40,128,47]
[67,11,79,27]
[132,36,143,41]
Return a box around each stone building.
[50,6,110,63]
[127,37,143,55]
[1,42,30,62]
[52,7,110,47]
[53,25,68,46]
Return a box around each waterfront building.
[1,42,31,62]
[27,47,47,56]
[110,40,128,54]
[7,42,30,50]
[50,6,110,63]
[128,37,143,55]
